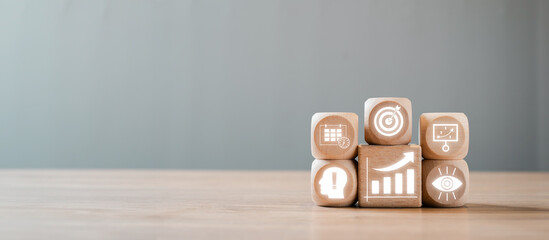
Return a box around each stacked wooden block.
[311,97,470,208]
[420,113,470,207]
[359,98,421,207]
[310,113,358,207]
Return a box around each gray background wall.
[1,0,548,170]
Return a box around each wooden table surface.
[0,171,548,239]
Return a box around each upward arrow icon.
[372,152,414,172]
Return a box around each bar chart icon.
[358,145,421,207]
[365,152,417,200]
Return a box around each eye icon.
[431,166,463,201]
[432,176,462,192]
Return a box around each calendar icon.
[320,124,348,145]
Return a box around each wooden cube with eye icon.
[311,112,358,160]
[422,159,469,207]
[364,97,412,145]
[419,113,469,160]
[311,159,358,207]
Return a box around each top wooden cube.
[419,113,469,160]
[311,112,358,160]
[364,97,412,145]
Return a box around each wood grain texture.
[358,144,422,207]
[422,159,469,207]
[311,159,357,207]
[0,170,548,239]
[364,97,412,145]
[420,112,469,160]
[311,112,358,160]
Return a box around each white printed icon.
[433,124,459,152]
[320,124,350,149]
[432,166,463,201]
[365,152,416,201]
[374,105,404,137]
[319,167,347,199]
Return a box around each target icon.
[373,105,404,137]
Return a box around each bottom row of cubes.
[312,145,469,208]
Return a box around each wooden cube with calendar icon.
[422,159,469,207]
[311,112,358,160]
[311,159,358,207]
[419,113,469,160]
[357,144,422,207]
[364,97,412,145]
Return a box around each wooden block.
[364,97,412,145]
[311,112,358,160]
[419,113,469,160]
[311,159,358,207]
[357,144,422,207]
[422,159,469,207]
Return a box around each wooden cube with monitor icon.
[419,113,469,160]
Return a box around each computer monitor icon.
[432,124,459,152]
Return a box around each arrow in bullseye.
[372,152,414,172]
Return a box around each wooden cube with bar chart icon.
[311,159,358,207]
[422,159,469,207]
[364,97,412,145]
[358,144,422,207]
[311,112,358,160]
[419,113,469,160]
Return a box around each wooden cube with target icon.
[364,97,412,145]
[311,112,358,160]
[419,113,469,160]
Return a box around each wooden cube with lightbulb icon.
[311,159,358,207]
[364,97,412,145]
[422,159,469,207]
